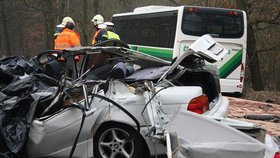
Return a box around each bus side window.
[158,16,177,48]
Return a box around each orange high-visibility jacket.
[92,30,99,45]
[55,28,81,50]
[91,29,108,45]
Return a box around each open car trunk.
[157,34,227,103]
[170,69,220,102]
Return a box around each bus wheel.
[93,123,149,158]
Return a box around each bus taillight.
[188,7,199,13]
[240,63,244,82]
[228,11,239,16]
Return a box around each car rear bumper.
[205,95,229,117]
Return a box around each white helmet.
[61,17,75,26]
[92,14,104,26]
[104,21,114,26]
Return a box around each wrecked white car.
[0,35,278,158]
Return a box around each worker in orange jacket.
[54,17,81,79]
[55,17,81,50]
[55,17,81,62]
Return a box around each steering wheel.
[34,50,63,65]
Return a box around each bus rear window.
[181,7,244,38]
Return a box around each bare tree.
[0,0,12,56]
[168,0,180,6]
[236,0,280,91]
[81,0,89,45]
[43,0,55,49]
[56,0,67,23]
[235,0,264,90]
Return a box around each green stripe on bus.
[131,45,242,79]
[130,45,173,60]
[219,49,243,78]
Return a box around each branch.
[254,23,280,31]
[257,46,280,53]
[168,0,180,6]
[23,0,56,13]
[269,13,280,23]
[252,12,280,26]
[275,1,280,5]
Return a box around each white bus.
[112,5,247,95]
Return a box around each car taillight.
[274,152,280,158]
[188,95,209,114]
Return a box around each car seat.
[85,63,115,80]
[45,60,63,79]
[111,62,134,79]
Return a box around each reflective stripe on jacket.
[107,31,120,40]
[92,29,108,45]
[55,28,81,50]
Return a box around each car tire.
[93,123,149,158]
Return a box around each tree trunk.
[93,0,99,15]
[1,0,12,56]
[247,25,264,90]
[56,0,65,23]
[276,69,280,91]
[82,0,89,45]
[236,0,264,90]
[18,11,25,56]
[43,0,55,49]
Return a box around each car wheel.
[94,123,148,158]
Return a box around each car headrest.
[111,62,134,79]
[45,60,63,79]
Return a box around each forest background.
[0,0,280,102]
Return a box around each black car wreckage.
[0,40,140,158]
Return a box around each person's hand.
[74,55,80,62]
